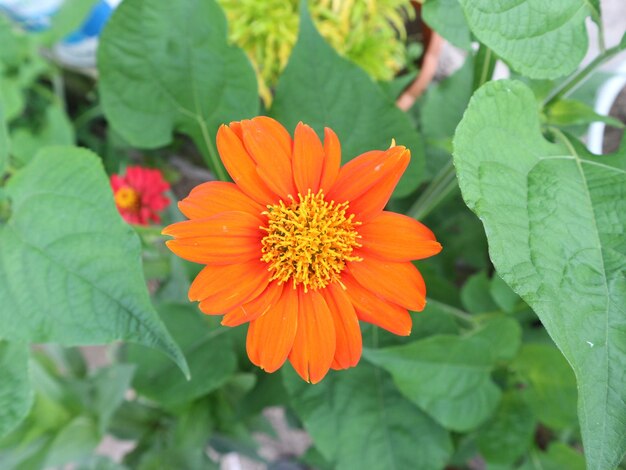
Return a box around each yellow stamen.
[261,190,362,292]
[114,186,140,211]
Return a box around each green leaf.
[453,79,625,469]
[521,443,586,470]
[471,317,522,362]
[11,103,75,167]
[512,344,578,430]
[0,18,48,121]
[461,272,500,314]
[91,365,135,434]
[421,56,474,142]
[0,75,24,122]
[422,0,472,50]
[283,363,452,470]
[45,416,100,467]
[489,275,521,313]
[477,391,536,465]
[126,303,236,405]
[0,103,8,176]
[412,300,461,340]
[459,0,593,79]
[271,2,426,196]
[473,44,498,91]
[76,456,129,470]
[546,98,625,128]
[378,71,417,101]
[0,147,188,376]
[365,334,501,431]
[0,342,32,438]
[98,0,259,173]
[419,56,473,172]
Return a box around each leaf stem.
[197,118,228,182]
[0,189,10,224]
[544,43,625,107]
[407,161,457,220]
[73,104,103,130]
[133,225,165,239]
[548,127,579,157]
[371,327,379,349]
[51,71,67,112]
[427,298,477,326]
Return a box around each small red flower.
[110,166,170,225]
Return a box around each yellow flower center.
[114,186,140,211]
[261,190,362,292]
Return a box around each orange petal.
[327,146,410,221]
[241,120,297,199]
[178,181,263,220]
[341,273,412,336]
[347,257,426,311]
[318,127,341,192]
[293,122,324,194]
[322,283,362,370]
[216,125,277,205]
[253,116,293,157]
[288,288,336,383]
[246,287,298,373]
[228,121,244,141]
[358,211,442,261]
[163,211,262,265]
[222,281,284,327]
[189,260,270,314]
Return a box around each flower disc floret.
[114,186,140,211]
[261,190,362,292]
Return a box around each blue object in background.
[64,0,117,44]
[53,0,120,68]
[0,0,120,69]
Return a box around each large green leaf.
[0,342,32,438]
[126,303,236,405]
[453,79,626,469]
[98,0,258,172]
[458,0,592,79]
[271,3,426,196]
[283,363,452,470]
[0,147,187,375]
[365,334,501,431]
[422,0,471,50]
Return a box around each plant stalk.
[544,43,625,107]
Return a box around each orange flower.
[163,117,442,383]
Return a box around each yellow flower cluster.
[218,0,414,104]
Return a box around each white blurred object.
[0,0,63,30]
[587,60,626,154]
